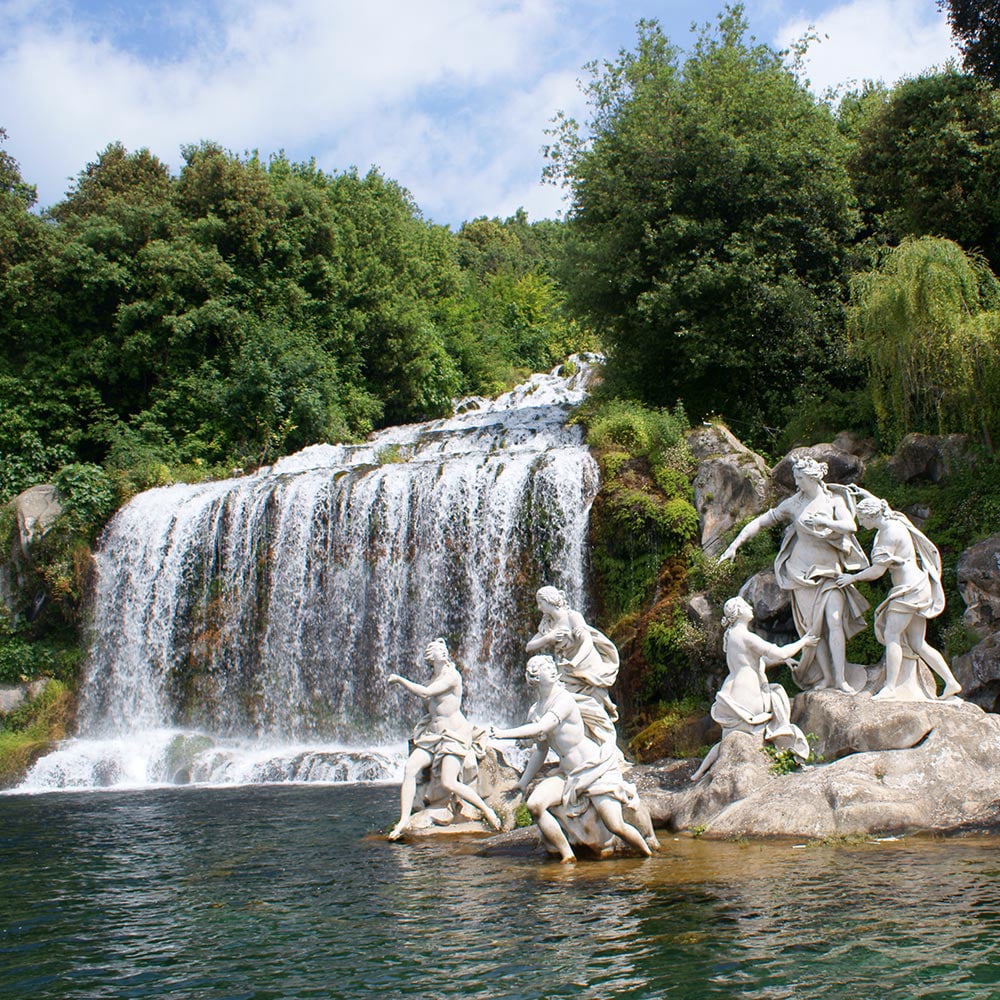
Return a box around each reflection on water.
[3,784,1000,999]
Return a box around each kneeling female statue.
[691,597,816,782]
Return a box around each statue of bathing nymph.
[526,586,620,754]
[387,638,500,841]
[691,597,816,781]
[836,496,962,702]
[719,457,870,693]
[491,655,656,863]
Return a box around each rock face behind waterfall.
[78,360,601,746]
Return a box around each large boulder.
[686,424,770,556]
[738,570,794,644]
[952,635,1000,714]
[888,432,975,484]
[2,484,64,621]
[634,693,1000,838]
[771,444,865,493]
[956,533,1000,632]
[13,484,63,556]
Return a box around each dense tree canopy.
[546,8,859,439]
[938,0,1000,86]
[0,136,579,501]
[843,70,1000,271]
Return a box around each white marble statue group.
[695,456,963,779]
[386,457,963,849]
[387,587,656,861]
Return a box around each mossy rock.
[0,678,75,788]
[629,711,719,764]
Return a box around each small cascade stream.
[18,358,601,791]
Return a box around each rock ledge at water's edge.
[633,692,1000,839]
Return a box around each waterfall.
[17,358,601,791]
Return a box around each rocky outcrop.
[2,484,64,621]
[0,678,48,716]
[738,570,794,645]
[686,424,770,556]
[957,533,1000,632]
[634,693,1000,838]
[952,636,1000,714]
[888,433,975,484]
[771,444,865,493]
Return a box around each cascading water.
[17,358,602,791]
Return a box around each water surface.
[3,784,1000,999]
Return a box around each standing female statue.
[836,497,962,702]
[719,458,870,693]
[526,586,620,753]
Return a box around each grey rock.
[957,533,1000,631]
[13,484,63,557]
[772,445,865,493]
[832,431,877,462]
[686,423,766,464]
[738,570,794,644]
[952,634,1000,714]
[0,678,48,715]
[635,693,1000,838]
[693,453,770,556]
[888,432,975,484]
[685,592,723,651]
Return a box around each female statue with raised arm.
[387,638,501,841]
[719,457,870,693]
[526,586,621,753]
[836,497,962,702]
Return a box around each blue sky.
[0,0,957,227]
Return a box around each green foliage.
[514,804,533,828]
[937,1,1000,86]
[586,398,698,619]
[0,678,74,788]
[53,463,118,535]
[761,738,813,775]
[548,8,859,440]
[844,69,1000,272]
[641,610,705,700]
[848,236,1000,448]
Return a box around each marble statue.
[691,597,815,781]
[836,497,962,702]
[491,655,656,862]
[719,457,870,693]
[387,638,501,840]
[526,586,621,755]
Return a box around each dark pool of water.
[3,784,1000,999]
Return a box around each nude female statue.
[387,638,500,840]
[836,497,962,702]
[719,457,870,693]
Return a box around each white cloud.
[0,0,571,221]
[775,0,959,96]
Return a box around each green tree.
[546,9,859,440]
[938,0,1000,86]
[848,236,1000,448]
[844,70,1000,271]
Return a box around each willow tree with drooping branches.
[848,236,1000,450]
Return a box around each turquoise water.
[3,785,1000,999]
